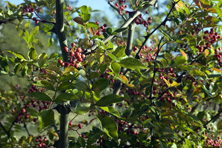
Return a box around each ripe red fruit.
[64,46,69,52]
[71,42,75,48]
[12,109,15,114]
[58,59,63,64]
[22,108,26,113]
[69,122,73,126]
[78,123,82,129]
[103,24,107,27]
[70,51,74,57]
[81,54,85,59]
[82,134,86,138]
[77,48,82,53]
[96,21,99,25]
[75,63,79,68]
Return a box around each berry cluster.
[206,136,222,147]
[34,136,49,148]
[21,5,44,24]
[214,47,222,67]
[196,28,221,52]
[95,22,108,36]
[12,83,51,124]
[134,14,152,27]
[58,43,85,68]
[138,45,156,62]
[114,0,128,15]
[21,5,35,14]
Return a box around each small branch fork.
[135,1,179,59]
[84,4,151,55]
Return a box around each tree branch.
[55,0,70,147]
[85,4,151,55]
[135,1,178,59]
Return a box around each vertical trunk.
[56,0,70,147]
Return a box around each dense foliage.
[1,0,222,147]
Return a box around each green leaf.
[1,58,9,72]
[119,57,147,70]
[74,81,88,91]
[217,120,222,130]
[97,114,118,140]
[38,53,47,67]
[14,63,22,74]
[60,72,79,82]
[89,72,100,79]
[49,53,58,59]
[28,92,51,101]
[7,50,26,60]
[28,48,37,60]
[73,102,91,115]
[36,80,55,91]
[113,46,126,58]
[86,22,99,28]
[160,29,172,41]
[106,28,113,35]
[100,106,121,118]
[173,56,186,66]
[80,5,89,14]
[48,37,54,47]
[55,93,78,104]
[38,109,54,131]
[25,21,30,29]
[111,62,121,75]
[82,14,91,22]
[31,26,39,35]
[96,94,124,106]
[58,82,75,91]
[215,6,222,20]
[92,79,109,94]
[106,52,116,61]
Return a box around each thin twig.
[149,37,164,100]
[135,1,178,59]
[107,0,127,21]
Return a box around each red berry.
[71,42,75,48]
[103,24,107,27]
[58,59,63,64]
[22,108,26,113]
[96,21,99,25]
[70,51,74,57]
[64,46,69,52]
[78,123,82,129]
[77,48,82,53]
[81,54,85,59]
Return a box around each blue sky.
[5,0,118,25]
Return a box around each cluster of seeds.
[58,43,85,68]
[214,48,222,67]
[34,136,49,148]
[134,14,152,27]
[114,0,128,15]
[95,22,108,36]
[196,28,221,52]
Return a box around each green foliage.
[1,0,222,148]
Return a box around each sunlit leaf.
[97,114,118,140]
